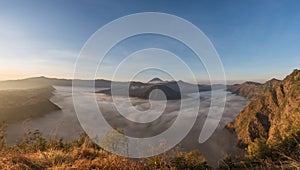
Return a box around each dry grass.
[1,125,300,169]
[218,132,300,170]
[0,125,210,170]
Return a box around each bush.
[246,138,270,159]
[218,131,300,169]
[0,122,7,151]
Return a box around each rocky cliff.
[227,79,280,100]
[227,69,300,146]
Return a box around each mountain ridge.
[148,77,164,83]
[227,78,281,100]
[227,69,300,146]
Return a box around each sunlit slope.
[0,86,60,123]
[227,69,300,146]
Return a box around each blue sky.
[0,0,299,83]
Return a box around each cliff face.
[227,69,300,146]
[227,79,280,100]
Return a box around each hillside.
[97,78,214,100]
[227,69,300,146]
[227,79,280,100]
[0,77,113,89]
[98,83,183,100]
[148,77,164,84]
[0,86,60,123]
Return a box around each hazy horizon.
[1,0,300,82]
[0,73,290,85]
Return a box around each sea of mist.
[6,86,249,167]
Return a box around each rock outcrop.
[227,69,300,146]
[227,79,280,100]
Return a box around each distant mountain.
[100,83,182,100]
[0,77,112,89]
[97,79,215,100]
[143,85,181,100]
[227,79,281,100]
[0,77,220,100]
[148,77,164,84]
[227,69,300,146]
[0,77,68,89]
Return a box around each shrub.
[0,122,7,151]
[246,138,270,159]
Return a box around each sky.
[0,0,299,83]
